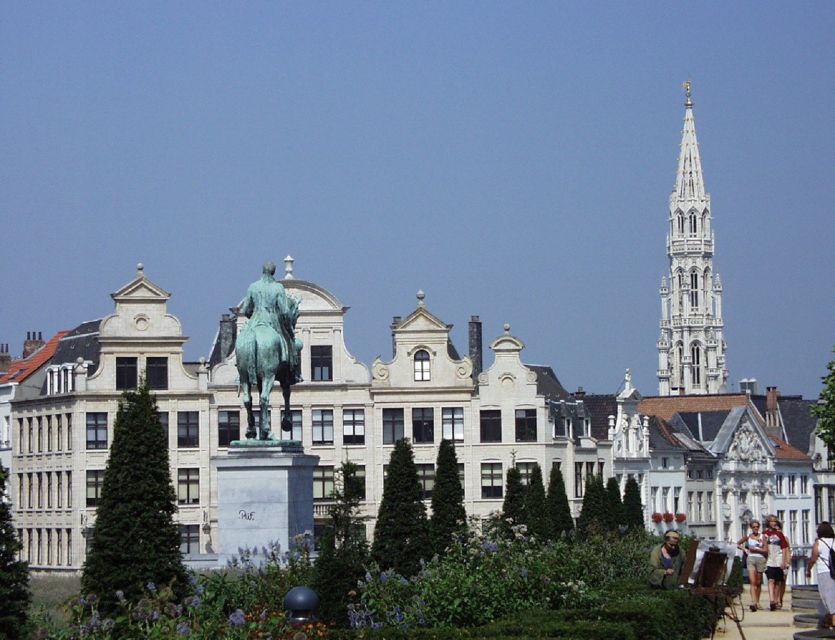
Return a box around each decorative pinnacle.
[137,263,144,276]
[503,323,511,334]
[416,290,425,306]
[284,255,294,280]
[682,80,693,108]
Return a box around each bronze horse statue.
[235,262,302,440]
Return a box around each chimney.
[23,330,45,358]
[468,315,483,381]
[0,343,10,373]
[390,316,401,358]
[766,386,780,428]
[219,313,237,361]
[575,386,586,399]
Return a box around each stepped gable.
[0,331,68,385]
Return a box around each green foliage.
[314,462,370,626]
[546,465,574,539]
[372,439,431,577]
[576,475,607,538]
[523,464,548,539]
[605,477,624,530]
[727,556,744,594]
[430,440,466,556]
[81,383,187,616]
[814,349,835,449]
[0,463,30,639]
[622,476,645,531]
[500,466,526,536]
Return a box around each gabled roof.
[0,331,68,385]
[648,415,688,452]
[768,435,812,462]
[676,410,731,443]
[639,394,750,421]
[527,365,570,402]
[581,394,617,441]
[777,396,818,455]
[42,320,102,386]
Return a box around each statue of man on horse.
[235,261,303,440]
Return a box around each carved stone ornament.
[729,423,764,463]
[372,359,389,381]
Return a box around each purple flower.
[186,595,201,609]
[195,583,205,595]
[146,581,157,593]
[152,610,160,621]
[228,609,246,627]
[177,621,191,636]
[115,590,125,603]
[87,594,98,605]
[102,619,115,631]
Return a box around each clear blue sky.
[2,3,833,399]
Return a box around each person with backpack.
[764,515,790,611]
[737,519,767,611]
[806,521,835,627]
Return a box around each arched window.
[690,272,699,309]
[689,212,698,235]
[691,344,702,387]
[676,211,685,235]
[676,343,684,389]
[414,350,431,381]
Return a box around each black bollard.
[284,586,320,627]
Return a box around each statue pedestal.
[213,442,319,567]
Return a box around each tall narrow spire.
[657,82,729,396]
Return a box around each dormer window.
[414,350,430,382]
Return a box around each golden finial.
[682,80,693,107]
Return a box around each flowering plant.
[675,513,687,523]
[663,512,675,523]
[651,512,663,523]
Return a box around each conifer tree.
[313,462,369,626]
[0,463,30,638]
[622,476,645,531]
[501,465,527,535]
[82,383,186,613]
[372,439,431,576]
[576,474,607,538]
[605,477,625,530]
[546,464,574,539]
[430,439,466,556]
[524,463,548,539]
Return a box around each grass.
[28,572,80,630]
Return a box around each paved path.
[711,586,805,640]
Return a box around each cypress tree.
[372,439,431,576]
[605,477,624,530]
[576,475,607,538]
[623,476,645,531]
[313,462,369,626]
[524,464,548,539]
[81,383,186,613]
[546,465,574,539]
[0,463,30,638]
[430,439,466,556]
[501,465,527,535]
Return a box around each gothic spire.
[674,81,706,202]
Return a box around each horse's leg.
[260,374,276,441]
[242,379,256,439]
[281,381,293,435]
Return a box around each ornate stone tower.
[657,83,729,395]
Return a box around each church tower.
[657,83,729,395]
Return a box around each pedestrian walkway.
[712,585,800,640]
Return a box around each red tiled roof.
[0,331,69,385]
[639,394,751,421]
[768,435,811,462]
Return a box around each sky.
[1,3,833,399]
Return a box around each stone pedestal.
[214,442,319,567]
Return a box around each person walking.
[738,519,767,611]
[763,515,790,611]
[806,522,835,629]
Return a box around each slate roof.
[639,394,750,421]
[676,410,731,444]
[777,396,818,455]
[527,365,570,402]
[50,320,102,373]
[581,394,617,441]
[648,415,686,452]
[0,331,68,385]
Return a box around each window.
[459,463,465,491]
[688,491,694,518]
[673,487,681,513]
[146,357,168,390]
[777,510,785,525]
[57,529,62,566]
[47,473,52,508]
[36,473,42,508]
[67,472,72,508]
[586,461,595,479]
[442,407,464,442]
[690,272,699,308]
[515,409,537,442]
[691,345,701,387]
[86,413,107,450]
[158,412,169,445]
[115,357,138,390]
[516,462,535,485]
[788,475,796,495]
[66,529,72,566]
[218,411,240,447]
[277,410,303,441]
[313,466,335,501]
[802,510,810,545]
[177,412,199,448]
[480,410,502,443]
[311,346,333,382]
[37,417,42,452]
[66,414,72,451]
[27,473,33,508]
[414,350,430,381]
[27,418,33,453]
[412,408,434,444]
[312,410,334,445]
[575,462,584,498]
[353,465,367,501]
[47,417,52,452]
[662,457,668,469]
[801,475,809,495]
[480,463,503,499]
[180,524,200,555]
[342,409,365,445]
[776,475,784,495]
[689,212,697,235]
[789,510,798,544]
[57,473,63,508]
[56,415,62,452]
[417,464,435,499]
[706,492,713,520]
[383,408,404,444]
[86,470,104,507]
[177,469,200,505]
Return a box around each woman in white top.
[737,520,767,611]
[807,521,835,627]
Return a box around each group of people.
[737,516,790,612]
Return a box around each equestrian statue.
[235,261,303,440]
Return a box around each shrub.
[430,440,466,556]
[0,462,30,638]
[545,464,574,539]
